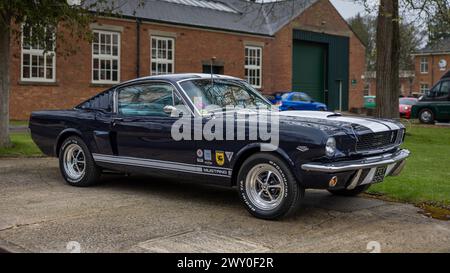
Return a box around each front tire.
[418,108,435,124]
[328,184,370,197]
[237,153,304,220]
[59,136,101,187]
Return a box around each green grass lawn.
[0,133,43,157]
[369,124,450,206]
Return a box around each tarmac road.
[0,157,449,253]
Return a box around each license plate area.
[372,166,387,183]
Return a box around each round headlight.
[325,137,336,157]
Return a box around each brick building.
[412,37,450,94]
[9,0,366,120]
[363,70,415,97]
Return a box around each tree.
[348,14,377,70]
[356,0,450,118]
[349,13,421,71]
[399,22,421,70]
[374,0,400,118]
[427,3,450,44]
[0,0,142,148]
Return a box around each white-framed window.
[420,84,429,93]
[21,27,56,82]
[92,30,120,84]
[363,83,370,96]
[151,36,175,75]
[245,46,262,88]
[420,57,428,74]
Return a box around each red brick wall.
[365,77,415,97]
[9,0,365,120]
[413,54,450,92]
[9,18,274,120]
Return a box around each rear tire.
[418,108,435,124]
[328,184,370,197]
[59,136,101,187]
[237,153,304,220]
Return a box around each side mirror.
[163,105,179,117]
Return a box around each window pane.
[112,34,118,45]
[118,84,174,116]
[32,55,38,66]
[38,66,44,78]
[23,66,30,78]
[23,54,30,66]
[46,68,53,79]
[46,55,53,68]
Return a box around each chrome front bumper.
[301,149,410,189]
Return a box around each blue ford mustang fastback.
[29,74,410,220]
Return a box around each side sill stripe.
[92,154,232,178]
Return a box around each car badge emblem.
[215,151,225,166]
[225,152,234,161]
[204,150,212,161]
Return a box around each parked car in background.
[266,93,283,105]
[364,96,376,109]
[411,71,450,124]
[399,97,418,119]
[277,92,327,111]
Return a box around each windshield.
[180,79,272,114]
[399,98,417,105]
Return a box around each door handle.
[111,118,124,127]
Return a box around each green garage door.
[292,41,327,103]
[293,30,349,111]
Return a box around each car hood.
[277,111,403,136]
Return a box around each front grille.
[356,130,399,151]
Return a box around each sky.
[329,0,368,19]
[255,0,374,20]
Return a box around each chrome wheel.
[63,144,86,181]
[420,110,433,123]
[245,164,285,210]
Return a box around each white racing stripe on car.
[279,111,396,133]
[364,118,401,131]
[92,154,232,178]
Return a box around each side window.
[79,90,112,112]
[291,94,308,102]
[438,81,450,99]
[428,83,441,98]
[291,94,302,102]
[118,83,176,117]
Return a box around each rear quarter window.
[79,90,113,112]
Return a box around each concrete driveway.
[0,158,449,253]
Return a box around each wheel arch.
[230,143,295,186]
[418,106,436,120]
[54,128,85,157]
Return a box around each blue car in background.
[274,92,327,111]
